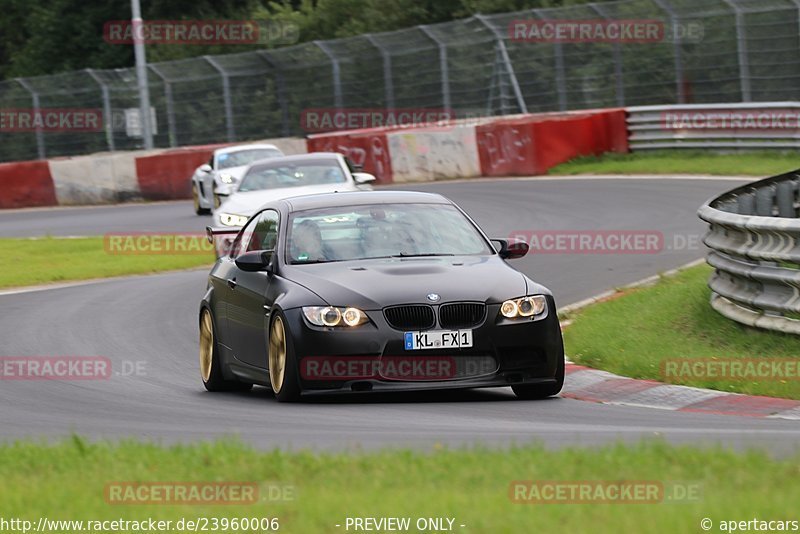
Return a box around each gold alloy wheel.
[269,316,287,393]
[192,184,200,213]
[199,309,214,382]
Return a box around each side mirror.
[235,250,273,272]
[199,164,212,173]
[492,238,529,260]
[353,172,377,184]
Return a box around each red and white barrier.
[0,161,58,209]
[0,137,307,209]
[0,110,629,209]
[308,108,629,184]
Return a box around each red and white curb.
[560,260,800,420]
[562,364,800,420]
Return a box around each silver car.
[211,152,376,253]
[190,144,284,215]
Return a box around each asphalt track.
[3,176,800,454]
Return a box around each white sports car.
[211,152,376,254]
[190,143,284,215]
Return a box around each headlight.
[218,213,248,227]
[303,306,369,327]
[219,173,235,184]
[500,296,546,319]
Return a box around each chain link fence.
[1,0,799,163]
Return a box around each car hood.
[219,183,357,217]
[282,255,543,309]
[215,166,248,181]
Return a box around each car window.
[217,149,283,170]
[246,210,280,253]
[238,160,347,192]
[287,203,492,264]
[228,215,259,258]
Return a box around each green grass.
[563,264,800,399]
[1,438,798,533]
[0,236,214,289]
[548,150,800,176]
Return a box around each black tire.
[192,184,210,215]
[512,355,564,400]
[200,308,252,392]
[268,312,301,402]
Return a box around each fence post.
[475,14,528,114]
[85,69,116,152]
[204,56,236,142]
[365,34,395,110]
[314,41,343,110]
[14,78,46,159]
[589,3,625,107]
[533,9,568,111]
[721,0,752,102]
[148,64,177,147]
[419,25,452,111]
[652,0,686,104]
[258,52,291,137]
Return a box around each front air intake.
[384,305,436,330]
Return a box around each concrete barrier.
[0,161,58,209]
[307,129,393,184]
[387,125,481,183]
[49,150,162,205]
[476,110,629,177]
[0,109,628,209]
[135,144,225,201]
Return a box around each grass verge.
[0,236,214,289]
[548,150,800,176]
[563,264,800,399]
[0,438,797,533]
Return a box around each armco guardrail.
[628,103,800,151]
[698,170,800,334]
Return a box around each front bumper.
[281,297,564,395]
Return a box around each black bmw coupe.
[200,190,564,402]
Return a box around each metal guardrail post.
[257,52,291,137]
[148,64,177,147]
[365,34,395,110]
[314,41,343,110]
[419,25,452,111]
[589,3,625,107]
[85,69,116,152]
[533,9,567,111]
[475,15,528,114]
[204,56,236,142]
[652,0,685,104]
[721,0,752,102]
[14,78,46,159]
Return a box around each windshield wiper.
[390,252,455,258]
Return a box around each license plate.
[404,330,473,350]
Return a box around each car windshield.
[217,148,282,170]
[287,203,493,264]
[238,160,347,192]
